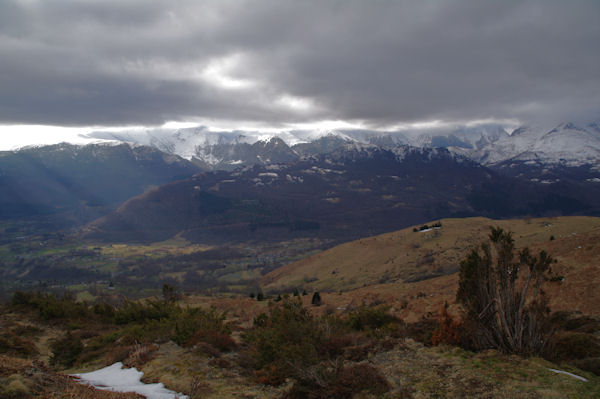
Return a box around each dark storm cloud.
[0,0,598,127]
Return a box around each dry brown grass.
[4,216,600,398]
[139,341,283,399]
[373,339,600,398]
[258,216,600,322]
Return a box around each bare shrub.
[457,227,554,355]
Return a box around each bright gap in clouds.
[0,125,98,150]
[199,55,257,90]
[276,95,316,113]
[0,116,520,151]
[285,120,366,131]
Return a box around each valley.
[0,226,331,300]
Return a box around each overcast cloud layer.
[1,0,599,130]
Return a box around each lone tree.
[311,292,322,306]
[457,227,554,355]
[162,283,177,304]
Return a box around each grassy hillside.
[2,216,600,398]
[2,291,599,399]
[261,216,600,320]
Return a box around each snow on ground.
[548,368,589,382]
[71,362,188,399]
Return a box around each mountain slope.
[192,137,300,170]
[85,121,600,174]
[456,122,600,167]
[84,145,600,244]
[260,216,600,319]
[0,143,201,223]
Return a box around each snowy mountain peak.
[461,122,600,167]
[81,120,600,170]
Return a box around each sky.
[0,0,599,148]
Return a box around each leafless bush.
[457,227,554,355]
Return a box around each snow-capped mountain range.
[453,122,600,168]
[83,121,600,170]
[87,127,358,160]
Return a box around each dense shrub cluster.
[243,299,326,384]
[67,303,233,368]
[106,303,233,353]
[10,290,235,369]
[173,307,235,350]
[11,291,91,320]
[347,305,402,336]
[242,298,393,396]
[11,290,232,345]
[50,332,83,368]
[111,299,176,325]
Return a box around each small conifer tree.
[311,292,322,306]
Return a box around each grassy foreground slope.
[2,216,600,398]
[261,216,600,320]
[2,293,599,399]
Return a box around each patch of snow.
[548,368,588,382]
[308,166,345,175]
[72,362,188,399]
[418,226,442,233]
[258,172,278,178]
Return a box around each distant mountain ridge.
[84,121,600,171]
[3,120,599,233]
[454,122,600,167]
[84,144,600,244]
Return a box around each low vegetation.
[1,218,600,398]
[241,298,396,396]
[7,289,233,370]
